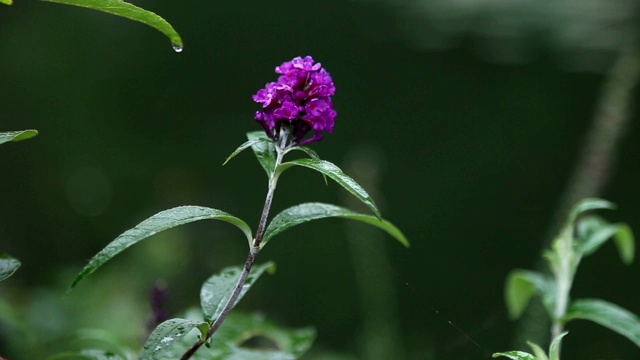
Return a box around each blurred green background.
[1,0,640,359]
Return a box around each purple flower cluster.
[253,56,336,146]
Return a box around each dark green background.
[1,1,639,359]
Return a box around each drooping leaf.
[247,131,277,177]
[291,146,320,160]
[548,332,568,360]
[68,206,252,293]
[262,202,408,248]
[224,138,268,166]
[563,298,640,348]
[567,198,615,227]
[0,254,21,281]
[576,216,634,264]
[140,318,206,359]
[41,0,183,50]
[201,262,275,323]
[492,351,537,360]
[0,129,38,145]
[504,270,554,320]
[276,159,381,218]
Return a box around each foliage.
[496,198,638,358]
[63,129,408,358]
[3,0,181,50]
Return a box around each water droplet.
[172,43,183,53]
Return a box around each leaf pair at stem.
[66,131,408,359]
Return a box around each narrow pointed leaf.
[276,159,381,218]
[247,131,277,177]
[567,198,615,226]
[0,254,21,281]
[262,203,408,248]
[563,298,640,348]
[223,138,268,165]
[68,206,252,293]
[201,262,275,323]
[292,146,321,160]
[492,351,537,360]
[576,217,634,264]
[41,0,183,49]
[291,146,327,184]
[0,130,38,145]
[549,332,568,360]
[140,318,206,359]
[505,270,554,320]
[527,341,548,360]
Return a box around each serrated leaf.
[0,254,21,281]
[576,216,634,264]
[527,341,549,360]
[262,202,408,248]
[247,131,277,177]
[224,138,268,166]
[563,298,640,348]
[504,270,553,319]
[68,206,252,293]
[41,0,182,49]
[201,262,275,323]
[0,129,38,145]
[549,332,568,360]
[492,351,537,360]
[567,198,615,226]
[140,318,206,359]
[276,159,381,218]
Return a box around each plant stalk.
[180,139,286,360]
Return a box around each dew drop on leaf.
[172,43,183,53]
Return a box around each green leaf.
[276,159,381,218]
[549,332,568,360]
[41,0,183,50]
[247,131,277,177]
[563,298,640,348]
[567,198,615,226]
[0,254,21,281]
[140,318,206,359]
[262,202,408,248]
[291,146,321,160]
[214,312,316,358]
[504,270,554,319]
[0,0,13,6]
[492,351,537,360]
[47,349,124,360]
[224,138,268,166]
[0,129,38,145]
[527,341,549,360]
[68,206,252,293]
[201,262,275,323]
[576,216,634,264]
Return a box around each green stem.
[180,134,287,360]
[550,227,582,346]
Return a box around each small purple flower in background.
[253,56,337,146]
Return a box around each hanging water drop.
[172,43,183,53]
